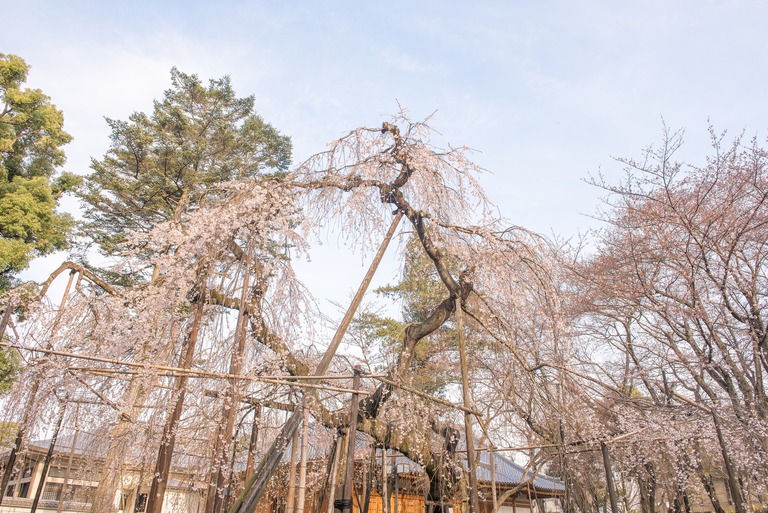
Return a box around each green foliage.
[0,176,73,268]
[355,311,403,345]
[352,311,405,372]
[0,347,21,394]
[0,421,18,448]
[376,235,446,324]
[0,53,75,289]
[361,235,460,394]
[80,67,292,256]
[0,54,72,181]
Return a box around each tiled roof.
[345,429,564,493]
[26,432,108,459]
[474,449,564,492]
[26,424,564,494]
[26,433,207,471]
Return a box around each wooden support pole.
[56,404,80,513]
[559,421,570,513]
[362,444,376,513]
[393,457,399,513]
[0,301,12,341]
[317,211,402,379]
[600,442,619,513]
[232,212,402,513]
[244,404,262,484]
[224,424,241,510]
[31,403,66,513]
[326,435,344,513]
[146,293,206,513]
[340,368,362,513]
[314,433,339,513]
[456,298,479,513]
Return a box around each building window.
[48,465,69,478]
[135,493,148,513]
[69,485,96,504]
[42,482,64,501]
[18,482,30,498]
[5,485,13,497]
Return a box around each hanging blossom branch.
[272,111,558,503]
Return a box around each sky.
[5,0,768,311]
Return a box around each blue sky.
[5,0,768,305]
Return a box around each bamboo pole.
[381,448,389,513]
[286,425,300,513]
[2,343,381,394]
[373,376,482,415]
[490,449,498,513]
[296,400,311,513]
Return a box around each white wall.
[163,490,200,513]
